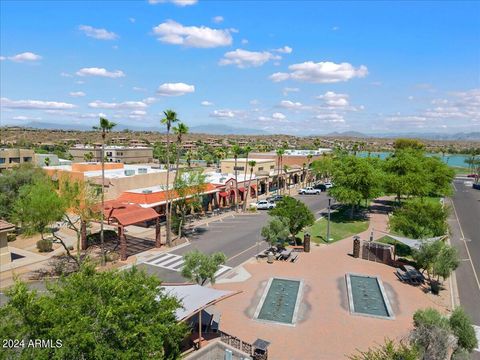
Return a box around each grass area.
[298,206,369,245]
[450,166,471,175]
[376,235,414,260]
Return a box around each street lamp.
[326,198,331,242]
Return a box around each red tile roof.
[0,220,15,231]
[103,201,159,227]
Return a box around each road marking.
[144,252,232,278]
[450,198,480,293]
[227,242,264,263]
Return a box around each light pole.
[326,198,331,242]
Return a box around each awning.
[160,284,240,321]
[238,187,246,192]
[219,191,228,197]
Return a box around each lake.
[357,152,472,168]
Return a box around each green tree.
[269,196,315,239]
[393,138,426,151]
[93,117,117,266]
[161,110,180,247]
[0,163,47,221]
[329,156,384,218]
[423,156,455,197]
[173,170,206,238]
[449,307,478,354]
[261,216,290,247]
[276,148,285,194]
[12,179,65,241]
[172,122,189,183]
[0,265,188,360]
[181,250,227,285]
[311,155,335,183]
[348,339,419,360]
[83,151,94,162]
[390,198,448,239]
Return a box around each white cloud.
[0,56,5,61]
[69,91,86,97]
[270,61,368,83]
[282,87,299,96]
[212,16,224,24]
[272,112,286,120]
[129,110,147,118]
[201,100,214,106]
[210,109,235,118]
[79,25,118,40]
[12,115,42,121]
[315,113,345,123]
[148,0,198,6]
[1,97,76,110]
[132,86,147,92]
[143,97,157,104]
[279,100,303,109]
[76,67,125,78]
[152,20,233,48]
[274,46,292,54]
[156,82,195,96]
[88,100,148,110]
[317,91,349,107]
[5,52,42,62]
[219,49,281,68]
[241,39,248,45]
[60,72,73,77]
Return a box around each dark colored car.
[313,184,327,191]
[266,195,284,202]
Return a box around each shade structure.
[160,284,239,321]
[375,229,446,250]
[103,201,159,226]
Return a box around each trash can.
[267,252,274,263]
[304,233,311,253]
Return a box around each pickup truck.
[298,187,321,195]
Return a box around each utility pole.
[326,198,331,242]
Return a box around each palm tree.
[173,122,189,183]
[243,160,256,211]
[283,164,291,194]
[161,110,179,247]
[306,154,313,186]
[276,148,285,194]
[231,144,242,212]
[83,151,94,162]
[242,145,252,192]
[93,117,116,266]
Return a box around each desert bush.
[36,239,53,252]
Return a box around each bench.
[290,254,299,263]
[291,246,304,252]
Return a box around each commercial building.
[69,145,154,164]
[220,158,276,176]
[34,153,72,167]
[44,162,172,200]
[0,148,34,172]
[249,148,332,168]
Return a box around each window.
[258,167,263,171]
[9,157,20,164]
[23,157,32,162]
[0,158,5,164]
[234,166,244,171]
[270,165,274,169]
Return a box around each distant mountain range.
[5,122,480,140]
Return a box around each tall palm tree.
[242,145,252,192]
[283,164,291,195]
[243,160,256,211]
[161,110,179,247]
[93,117,116,266]
[231,144,242,212]
[276,148,285,194]
[173,122,189,183]
[306,154,313,186]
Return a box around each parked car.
[313,184,327,192]
[255,200,276,210]
[266,195,284,202]
[298,187,321,195]
[467,174,479,179]
[324,182,333,189]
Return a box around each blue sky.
[1,0,479,135]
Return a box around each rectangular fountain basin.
[254,278,303,325]
[346,273,394,319]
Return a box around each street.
[449,179,480,356]
[140,193,331,281]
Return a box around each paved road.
[449,179,480,356]
[141,193,331,281]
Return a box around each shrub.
[7,232,16,242]
[36,239,53,252]
[449,307,478,353]
[86,230,117,246]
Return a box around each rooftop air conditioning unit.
[142,189,153,194]
[138,168,148,174]
[124,169,135,176]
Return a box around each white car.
[298,187,321,195]
[324,182,333,189]
[254,200,276,210]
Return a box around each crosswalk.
[144,252,232,279]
